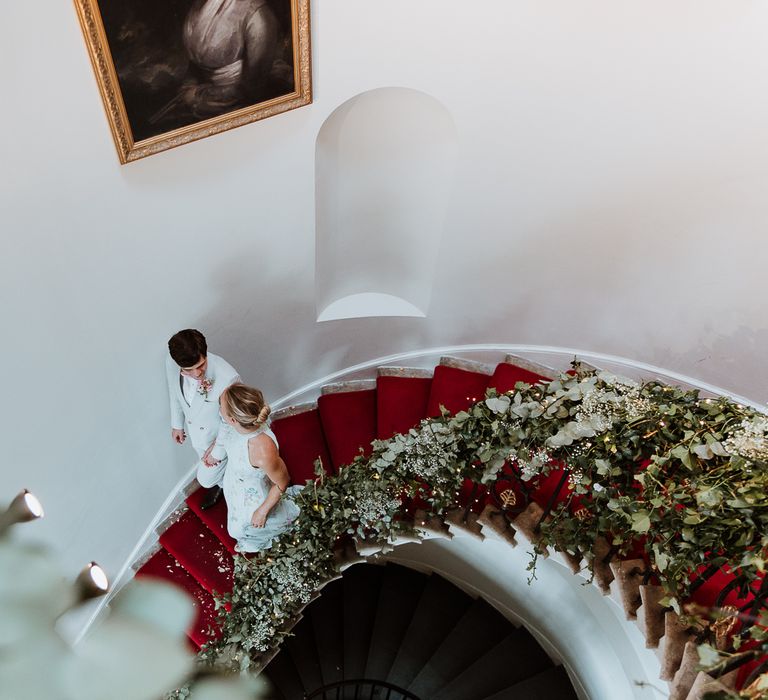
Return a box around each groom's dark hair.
[168,329,207,367]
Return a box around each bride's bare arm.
[248,433,290,527]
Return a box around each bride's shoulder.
[247,430,278,460]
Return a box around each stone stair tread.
[660,611,695,681]
[444,506,485,540]
[407,597,517,698]
[309,576,345,687]
[377,366,434,378]
[685,671,737,699]
[552,547,583,575]
[609,558,645,619]
[477,505,517,547]
[481,665,578,700]
[413,509,453,539]
[439,356,495,375]
[387,574,474,689]
[490,358,553,393]
[364,564,430,681]
[503,354,556,381]
[342,563,385,680]
[637,584,667,648]
[263,648,305,700]
[511,502,547,552]
[669,640,700,700]
[321,379,378,394]
[590,536,615,594]
[284,614,324,695]
[431,629,553,700]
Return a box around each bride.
[209,383,300,553]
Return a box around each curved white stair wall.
[382,535,664,700]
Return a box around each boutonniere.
[198,377,214,398]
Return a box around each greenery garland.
[191,365,768,699]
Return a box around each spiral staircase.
[262,561,578,699]
[130,352,762,699]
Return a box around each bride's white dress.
[214,423,300,553]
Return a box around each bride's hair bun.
[222,384,271,429]
[256,404,271,425]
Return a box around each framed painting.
[75,0,312,163]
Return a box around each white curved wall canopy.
[315,87,458,321]
[316,292,425,322]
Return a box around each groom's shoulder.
[208,352,239,381]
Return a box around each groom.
[166,329,240,509]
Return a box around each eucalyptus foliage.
[195,365,768,696]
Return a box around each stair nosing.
[154,505,189,538]
[272,401,319,420]
[131,542,163,572]
[439,356,495,375]
[502,354,556,378]
[321,379,378,395]
[377,366,434,378]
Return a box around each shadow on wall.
[422,161,768,406]
[650,325,768,405]
[315,87,458,322]
[189,248,435,401]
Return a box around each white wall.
[2,0,768,582]
[385,536,664,700]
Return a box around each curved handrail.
[76,344,766,644]
[271,343,765,411]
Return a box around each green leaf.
[595,459,610,475]
[631,511,651,533]
[696,643,722,668]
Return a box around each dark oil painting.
[97,0,297,143]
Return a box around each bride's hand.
[251,506,269,528]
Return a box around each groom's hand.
[172,429,186,445]
[202,442,220,467]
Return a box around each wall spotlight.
[75,562,110,602]
[0,489,44,535]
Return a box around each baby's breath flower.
[723,417,768,461]
[401,425,457,484]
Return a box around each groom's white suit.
[166,352,240,487]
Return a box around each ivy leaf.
[631,511,651,533]
[696,489,722,508]
[692,444,714,460]
[696,643,722,668]
[485,396,511,414]
[653,545,669,572]
[595,459,610,476]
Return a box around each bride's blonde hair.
[222,384,271,429]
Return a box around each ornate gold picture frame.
[75,0,312,164]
